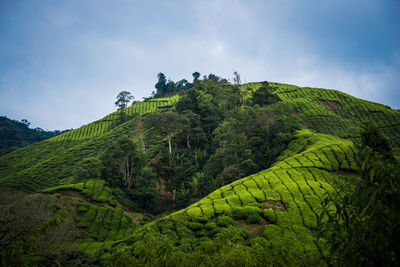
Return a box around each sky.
[0,0,399,130]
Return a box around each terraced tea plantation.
[1,81,399,265]
[0,95,179,192]
[43,179,118,206]
[106,130,358,263]
[50,96,179,141]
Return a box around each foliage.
[317,125,400,266]
[0,192,63,266]
[203,104,298,189]
[1,78,400,266]
[115,91,134,110]
[42,179,117,205]
[216,216,234,227]
[251,83,280,106]
[0,116,64,156]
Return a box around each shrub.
[262,208,277,223]
[109,199,117,207]
[192,217,209,223]
[247,213,262,224]
[195,229,208,237]
[77,205,89,213]
[231,207,262,221]
[205,222,217,230]
[231,208,249,219]
[209,227,224,236]
[187,222,203,231]
[217,216,234,227]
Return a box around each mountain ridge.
[1,80,399,265]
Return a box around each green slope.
[0,116,61,156]
[1,82,398,193]
[102,130,356,264]
[1,81,399,265]
[243,82,400,150]
[0,96,178,191]
[50,96,178,141]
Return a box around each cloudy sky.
[0,0,399,130]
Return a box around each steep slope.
[0,182,146,266]
[1,83,398,193]
[101,130,357,265]
[0,116,62,156]
[243,82,400,150]
[1,81,399,265]
[0,96,178,191]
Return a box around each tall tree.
[107,136,141,190]
[233,71,241,85]
[115,91,134,110]
[144,112,189,156]
[251,85,280,106]
[155,73,167,97]
[192,72,200,82]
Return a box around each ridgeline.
[1,78,399,266]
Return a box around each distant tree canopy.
[251,84,280,106]
[152,72,229,98]
[0,116,66,156]
[192,71,200,82]
[115,91,134,110]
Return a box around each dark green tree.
[251,84,280,106]
[144,111,189,155]
[105,136,141,190]
[317,124,400,266]
[154,72,167,97]
[192,72,200,82]
[115,91,134,110]
[21,119,30,127]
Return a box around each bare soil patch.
[260,200,289,211]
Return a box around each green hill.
[105,129,358,265]
[0,116,63,156]
[0,96,179,191]
[0,80,399,265]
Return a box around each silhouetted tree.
[155,73,167,97]
[115,91,134,110]
[192,72,200,82]
[233,71,241,85]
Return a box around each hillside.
[1,80,399,265]
[0,96,178,191]
[105,129,358,265]
[0,116,63,156]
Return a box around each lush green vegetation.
[1,77,399,265]
[50,95,179,141]
[0,116,66,156]
[42,179,118,206]
[317,124,400,266]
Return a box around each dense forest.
[0,116,67,156]
[0,73,399,266]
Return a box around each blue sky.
[0,0,399,130]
